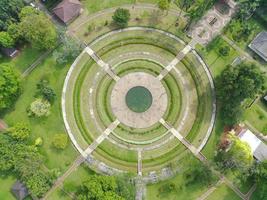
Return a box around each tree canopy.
[0,32,14,48]
[112,8,130,28]
[0,64,21,112]
[216,63,265,125]
[7,122,30,140]
[0,0,24,31]
[18,7,58,50]
[52,134,68,150]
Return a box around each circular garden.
[62,27,215,177]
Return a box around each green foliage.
[184,160,215,186]
[216,63,266,125]
[158,0,170,11]
[0,64,21,112]
[112,8,130,28]
[34,137,43,146]
[227,133,253,168]
[0,32,14,47]
[254,160,267,199]
[76,175,126,200]
[116,174,135,200]
[0,134,51,197]
[18,7,57,50]
[236,0,262,21]
[28,99,51,117]
[53,36,82,64]
[0,0,24,31]
[7,122,30,140]
[36,79,56,103]
[52,134,68,150]
[219,46,230,57]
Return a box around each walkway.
[157,42,194,80]
[85,47,120,81]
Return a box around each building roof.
[0,47,19,58]
[11,181,29,200]
[239,129,267,161]
[249,31,267,62]
[53,0,81,24]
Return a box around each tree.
[0,32,14,47]
[53,36,82,64]
[0,0,24,31]
[28,99,51,117]
[112,8,130,28]
[158,0,170,13]
[18,7,57,50]
[52,134,68,150]
[216,63,265,125]
[219,46,230,56]
[0,64,21,112]
[7,122,30,140]
[174,0,194,19]
[36,79,56,103]
[76,175,126,200]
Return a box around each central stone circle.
[125,86,153,113]
[111,72,168,129]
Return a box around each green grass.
[0,175,16,200]
[244,101,267,135]
[0,45,43,73]
[206,183,241,200]
[3,53,78,171]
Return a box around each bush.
[36,79,56,103]
[7,123,30,140]
[219,46,230,56]
[112,8,130,28]
[0,64,21,112]
[52,133,68,150]
[28,99,51,117]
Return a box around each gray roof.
[11,181,29,200]
[254,142,267,161]
[249,31,267,62]
[53,0,81,23]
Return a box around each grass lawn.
[0,45,43,73]
[3,52,78,172]
[244,101,267,135]
[0,175,16,200]
[206,183,241,200]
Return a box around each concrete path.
[197,180,224,200]
[157,41,196,80]
[85,47,120,81]
[137,149,142,176]
[83,119,120,156]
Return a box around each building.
[248,31,267,62]
[11,181,29,200]
[53,0,82,24]
[238,129,267,161]
[0,47,19,58]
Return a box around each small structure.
[264,95,267,102]
[52,0,82,24]
[248,31,267,62]
[11,181,29,200]
[0,47,19,58]
[238,129,267,161]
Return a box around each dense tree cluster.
[0,0,24,31]
[28,98,51,117]
[36,79,56,103]
[7,122,30,141]
[0,134,52,197]
[0,6,58,50]
[76,174,135,200]
[112,8,130,28]
[216,63,265,125]
[0,64,21,112]
[53,36,82,64]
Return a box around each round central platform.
[125,86,153,113]
[111,72,168,129]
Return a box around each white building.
[239,129,267,161]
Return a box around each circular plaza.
[62,27,216,177]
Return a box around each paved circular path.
[111,72,168,129]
